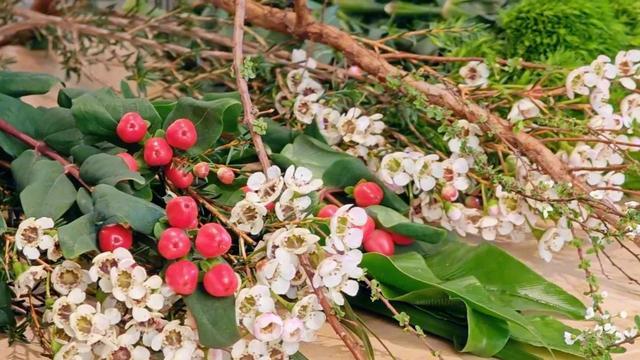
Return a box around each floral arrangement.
[2,1,640,359]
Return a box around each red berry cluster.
[318,181,414,256]
[160,196,238,298]
[115,112,236,187]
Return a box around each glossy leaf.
[0,71,60,97]
[163,97,241,155]
[58,213,98,258]
[92,184,164,234]
[424,241,585,319]
[71,88,162,141]
[183,286,240,348]
[366,205,446,244]
[80,153,145,186]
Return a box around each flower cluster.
[230,164,322,234]
[278,49,385,151]
[230,164,368,359]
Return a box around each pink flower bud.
[441,184,459,202]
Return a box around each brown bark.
[210,0,623,232]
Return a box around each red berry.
[196,223,232,258]
[143,137,173,166]
[193,162,210,179]
[158,228,191,260]
[317,204,339,218]
[166,196,198,229]
[203,263,238,297]
[357,216,376,239]
[165,163,194,189]
[353,182,384,207]
[165,260,198,295]
[216,167,235,185]
[390,232,414,246]
[116,152,138,172]
[441,184,459,202]
[98,224,133,252]
[116,112,148,143]
[166,119,197,151]
[363,230,395,256]
[465,196,482,209]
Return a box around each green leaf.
[80,153,145,186]
[11,150,38,191]
[58,213,98,258]
[462,308,510,356]
[12,152,76,220]
[201,182,245,207]
[0,94,42,156]
[362,252,549,357]
[151,99,176,121]
[278,135,408,212]
[0,277,15,329]
[0,215,6,235]
[183,286,240,348]
[36,107,84,155]
[263,120,300,153]
[76,188,94,215]
[71,88,162,142]
[92,184,164,234]
[424,241,585,319]
[366,205,446,244]
[163,97,241,155]
[0,71,60,97]
[58,88,88,108]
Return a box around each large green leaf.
[363,252,562,356]
[183,286,240,348]
[359,251,582,357]
[80,153,145,186]
[424,242,585,319]
[11,151,76,220]
[278,135,408,212]
[163,97,241,155]
[92,184,164,234]
[71,88,162,142]
[366,205,446,244]
[58,213,99,258]
[0,71,60,97]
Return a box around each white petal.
[35,217,55,229]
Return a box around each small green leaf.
[163,97,241,155]
[183,286,240,348]
[366,205,446,244]
[12,153,76,220]
[0,71,60,97]
[0,215,6,235]
[58,213,98,258]
[80,153,144,186]
[92,184,164,234]
[76,188,94,215]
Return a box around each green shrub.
[499,0,628,63]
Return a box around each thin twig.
[363,277,443,359]
[186,187,255,246]
[0,118,90,190]
[231,0,270,173]
[299,255,366,360]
